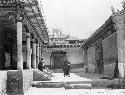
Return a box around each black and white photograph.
[0,0,125,95]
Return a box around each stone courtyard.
[24,69,125,95]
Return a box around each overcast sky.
[39,0,123,39]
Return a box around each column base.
[6,70,33,95]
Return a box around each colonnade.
[17,21,43,70]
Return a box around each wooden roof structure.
[0,0,49,44]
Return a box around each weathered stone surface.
[7,70,33,95]
[0,71,7,95]
[7,70,23,95]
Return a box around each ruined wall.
[102,32,117,77]
[87,46,96,73]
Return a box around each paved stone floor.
[24,73,125,95]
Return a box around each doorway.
[50,50,67,69]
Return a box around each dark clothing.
[38,61,45,71]
[63,60,70,76]
[114,61,119,78]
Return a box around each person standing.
[63,58,67,77]
[38,58,45,71]
[63,56,70,77]
[67,62,70,77]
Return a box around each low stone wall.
[0,71,7,95]
[6,70,33,95]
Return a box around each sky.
[39,0,123,39]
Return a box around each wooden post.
[36,43,39,68]
[26,33,31,69]
[32,39,36,68]
[39,45,41,61]
[84,48,88,73]
[17,22,23,70]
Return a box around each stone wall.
[0,71,7,95]
[102,32,117,77]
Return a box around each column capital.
[26,33,30,38]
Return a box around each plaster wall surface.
[102,32,117,77]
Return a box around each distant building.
[48,28,84,47]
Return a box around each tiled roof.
[0,0,49,44]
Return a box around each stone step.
[65,84,91,89]
[32,81,92,89]
[33,69,52,81]
[32,82,65,88]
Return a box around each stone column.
[36,43,39,68]
[32,39,36,68]
[26,33,31,69]
[116,15,125,78]
[84,48,88,73]
[17,22,23,70]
